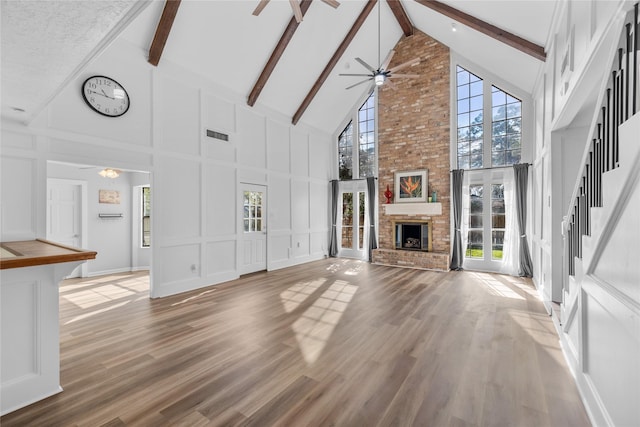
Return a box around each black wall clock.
[82,75,130,117]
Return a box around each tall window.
[338,122,353,180]
[455,66,522,169]
[358,94,375,178]
[456,66,483,169]
[338,92,376,180]
[491,86,522,166]
[142,187,151,247]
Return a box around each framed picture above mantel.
[394,170,427,203]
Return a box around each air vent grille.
[206,129,229,142]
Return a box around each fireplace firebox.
[393,220,433,252]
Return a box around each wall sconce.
[99,168,121,179]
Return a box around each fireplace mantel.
[383,202,442,216]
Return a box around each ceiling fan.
[339,0,420,90]
[253,0,340,23]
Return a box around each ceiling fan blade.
[321,0,340,9]
[390,74,420,78]
[355,57,376,73]
[289,0,303,22]
[384,78,398,90]
[339,73,372,77]
[388,58,419,74]
[252,0,270,16]
[346,78,373,90]
[380,50,395,71]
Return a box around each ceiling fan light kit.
[339,0,421,90]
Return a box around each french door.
[463,170,506,272]
[338,180,368,259]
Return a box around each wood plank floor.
[1,259,590,426]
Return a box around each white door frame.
[238,183,268,275]
[46,178,89,277]
[463,169,506,273]
[337,180,368,260]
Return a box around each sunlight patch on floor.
[171,289,216,307]
[502,275,540,298]
[345,262,364,276]
[292,280,358,364]
[326,259,353,273]
[280,278,326,313]
[472,272,525,300]
[117,277,149,292]
[62,284,136,309]
[64,300,131,324]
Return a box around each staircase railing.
[566,3,639,278]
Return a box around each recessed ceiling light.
[451,23,457,32]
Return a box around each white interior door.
[47,179,86,278]
[338,180,368,259]
[240,184,267,275]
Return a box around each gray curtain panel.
[366,177,378,262]
[514,163,533,277]
[328,180,339,257]
[450,169,464,270]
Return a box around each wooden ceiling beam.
[386,0,413,37]
[148,0,182,66]
[413,0,546,61]
[292,0,377,125]
[247,0,313,107]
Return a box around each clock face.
[82,75,130,117]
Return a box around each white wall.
[0,37,333,298]
[531,1,640,425]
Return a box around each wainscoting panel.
[205,164,236,237]
[156,75,200,155]
[236,107,266,170]
[582,277,640,426]
[268,233,292,265]
[266,119,290,174]
[156,156,201,240]
[0,156,37,241]
[158,244,201,286]
[293,233,310,258]
[205,240,236,278]
[1,280,38,384]
[1,266,64,416]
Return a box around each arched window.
[338,92,376,180]
[455,66,522,169]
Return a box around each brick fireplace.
[372,30,451,271]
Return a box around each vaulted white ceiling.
[1,0,557,132]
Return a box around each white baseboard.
[86,267,147,277]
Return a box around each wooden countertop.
[0,239,97,270]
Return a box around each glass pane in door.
[358,192,365,250]
[342,192,353,248]
[243,191,263,232]
[467,184,484,258]
[491,183,505,259]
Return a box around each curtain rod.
[450,163,532,173]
